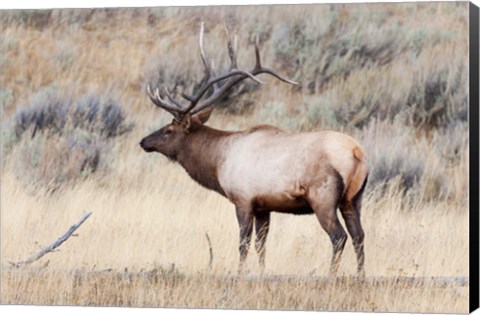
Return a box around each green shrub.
[432,122,468,165]
[420,122,469,202]
[12,89,132,140]
[0,10,52,29]
[268,11,410,94]
[356,119,425,192]
[302,96,338,130]
[11,132,102,191]
[255,101,299,131]
[6,88,132,190]
[407,65,468,129]
[252,96,339,132]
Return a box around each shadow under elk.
[140,24,369,276]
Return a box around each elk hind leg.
[340,177,367,276]
[308,176,347,276]
[322,212,347,276]
[339,202,365,276]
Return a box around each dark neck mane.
[176,124,234,197]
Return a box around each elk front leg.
[254,212,270,272]
[235,206,253,274]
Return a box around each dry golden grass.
[0,269,469,312]
[0,2,470,313]
[0,149,469,311]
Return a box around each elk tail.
[345,146,368,202]
[353,147,365,161]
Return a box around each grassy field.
[0,2,470,313]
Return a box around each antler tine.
[147,84,183,119]
[165,88,187,109]
[254,34,261,69]
[181,92,195,103]
[153,88,179,112]
[253,67,299,86]
[252,35,299,86]
[199,22,214,79]
[146,84,163,107]
[240,35,301,79]
[224,23,238,70]
[183,24,210,113]
[210,60,220,92]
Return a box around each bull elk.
[140,24,368,276]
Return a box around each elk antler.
[147,22,299,121]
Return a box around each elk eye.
[164,129,173,135]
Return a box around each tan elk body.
[140,24,368,275]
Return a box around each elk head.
[139,23,298,159]
[139,108,212,159]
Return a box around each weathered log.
[9,212,92,268]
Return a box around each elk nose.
[139,139,151,152]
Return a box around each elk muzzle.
[139,138,155,152]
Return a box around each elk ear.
[181,115,192,132]
[193,107,213,124]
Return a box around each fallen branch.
[205,232,213,270]
[9,212,92,268]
